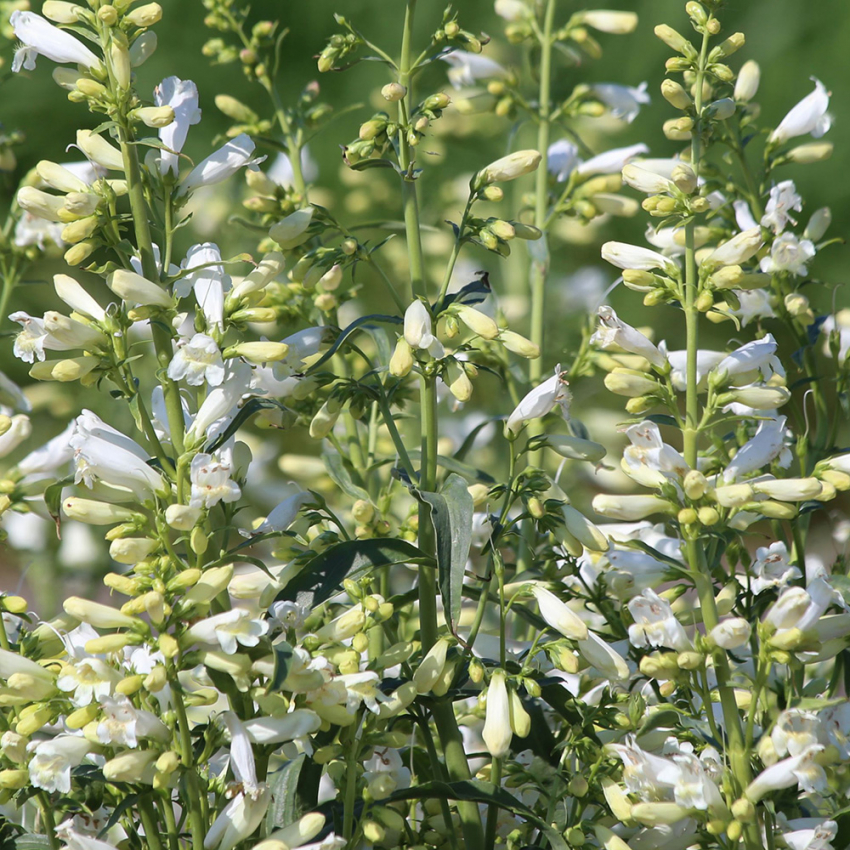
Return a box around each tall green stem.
[418,374,439,652]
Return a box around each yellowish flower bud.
[116,674,144,695]
[134,105,174,128]
[661,79,692,110]
[43,2,83,23]
[110,40,132,89]
[476,150,541,186]
[499,330,539,358]
[126,3,162,27]
[786,141,833,164]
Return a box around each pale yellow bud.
[787,142,833,164]
[446,361,473,402]
[110,40,132,89]
[134,105,174,128]
[126,3,162,27]
[43,2,83,23]
[225,341,290,363]
[389,338,414,377]
[476,150,541,186]
[381,82,407,102]
[499,330,539,358]
[661,79,692,110]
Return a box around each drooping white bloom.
[592,82,650,124]
[177,242,231,329]
[666,753,725,811]
[723,416,788,483]
[13,211,64,250]
[494,0,527,22]
[185,609,269,655]
[735,60,761,102]
[181,133,260,194]
[722,289,775,327]
[591,306,666,368]
[576,143,649,178]
[622,421,688,488]
[482,669,512,757]
[205,713,270,850]
[760,232,816,276]
[187,363,251,440]
[189,452,241,508]
[622,163,674,195]
[16,421,74,478]
[155,76,201,176]
[442,50,507,89]
[761,180,803,233]
[57,657,122,707]
[70,410,166,499]
[167,333,225,387]
[55,821,120,850]
[601,241,677,274]
[711,334,783,385]
[403,300,443,358]
[10,11,100,73]
[54,274,106,322]
[627,589,691,651]
[531,585,588,640]
[769,78,831,144]
[28,735,92,793]
[242,711,322,745]
[10,312,75,363]
[274,326,330,377]
[745,744,826,800]
[733,199,759,232]
[547,139,579,182]
[506,365,570,434]
[782,820,838,850]
[578,630,630,680]
[771,709,825,758]
[96,694,169,747]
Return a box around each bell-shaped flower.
[601,241,678,274]
[710,334,784,386]
[155,76,201,176]
[761,180,803,234]
[177,242,230,329]
[591,306,666,368]
[769,78,831,144]
[189,452,241,508]
[781,820,838,850]
[70,409,166,499]
[96,694,169,748]
[577,143,649,178]
[180,133,260,194]
[709,618,751,649]
[771,709,825,759]
[55,821,121,850]
[531,585,588,640]
[705,227,763,266]
[108,269,172,308]
[403,300,443,358]
[760,233,816,277]
[607,735,678,798]
[57,657,122,707]
[184,609,269,655]
[242,710,321,745]
[506,364,570,434]
[627,589,691,651]
[578,630,630,680]
[592,82,650,124]
[666,753,725,812]
[482,669,512,757]
[749,541,801,595]
[54,274,106,322]
[27,734,91,793]
[745,744,826,800]
[723,416,788,483]
[167,333,225,387]
[10,11,100,73]
[10,312,77,363]
[187,364,251,441]
[442,50,507,89]
[272,326,330,378]
[205,713,270,850]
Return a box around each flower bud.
[185,565,234,605]
[98,5,118,24]
[381,82,406,102]
[475,150,541,187]
[591,493,673,521]
[654,25,693,55]
[734,60,760,102]
[454,305,499,339]
[134,105,174,128]
[631,802,690,827]
[709,618,751,649]
[126,3,162,27]
[581,11,637,34]
[43,2,83,23]
[0,769,29,790]
[104,750,157,784]
[413,638,450,694]
[604,368,658,397]
[85,633,137,654]
[110,40,132,90]
[108,537,158,564]
[446,361,473,402]
[165,504,201,530]
[63,497,139,525]
[786,141,833,164]
[719,386,791,410]
[698,506,719,526]
[498,330,539,358]
[706,98,736,120]
[661,79,692,110]
[64,596,140,630]
[269,208,314,249]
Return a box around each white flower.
[735,60,761,102]
[761,180,803,234]
[706,227,763,266]
[770,78,831,144]
[167,333,225,387]
[10,312,73,363]
[709,618,751,649]
[403,300,444,358]
[242,490,311,537]
[96,694,169,747]
[782,820,838,850]
[267,149,319,188]
[745,744,826,800]
[187,363,251,440]
[155,76,201,176]
[771,709,825,758]
[622,421,688,488]
[28,735,91,793]
[177,242,231,329]
[627,589,691,651]
[70,409,166,499]
[723,416,788,483]
[273,326,330,378]
[363,747,411,799]
[13,212,64,250]
[482,669,512,757]
[576,143,649,178]
[601,241,677,274]
[185,609,269,655]
[0,415,31,459]
[57,658,122,707]
[711,334,783,385]
[494,0,527,22]
[733,199,759,232]
[723,289,775,327]
[547,139,579,182]
[531,585,588,640]
[189,452,241,508]
[10,11,100,73]
[206,713,270,850]
[749,541,801,594]
[506,364,570,434]
[55,822,120,850]
[592,82,650,123]
[180,133,260,194]
[242,711,321,744]
[442,50,507,89]
[14,419,68,475]
[622,163,674,195]
[591,306,666,368]
[667,753,724,811]
[760,233,816,276]
[55,274,106,322]
[578,630,630,680]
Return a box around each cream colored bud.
[318,264,343,291]
[184,565,234,605]
[110,41,132,89]
[413,638,450,694]
[455,305,499,339]
[225,341,290,363]
[270,208,314,249]
[389,338,414,377]
[36,160,88,193]
[97,5,118,24]
[446,361,473,402]
[698,506,719,526]
[63,497,138,525]
[581,10,637,34]
[682,469,707,500]
[85,633,137,654]
[631,802,690,827]
[134,105,174,128]
[104,750,157,784]
[144,664,168,692]
[476,150,541,186]
[719,386,791,410]
[752,477,822,501]
[734,60,760,102]
[108,269,172,307]
[65,241,97,266]
[108,537,158,565]
[604,368,658,397]
[43,1,83,23]
[661,79,692,110]
[0,769,29,790]
[654,24,692,55]
[61,215,99,244]
[562,505,608,551]
[76,130,124,171]
[786,142,833,164]
[126,2,162,27]
[64,596,140,630]
[499,330,539,358]
[591,493,672,521]
[381,82,407,102]
[165,504,201,531]
[805,207,831,241]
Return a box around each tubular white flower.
[577,143,649,178]
[709,618,751,649]
[243,490,311,536]
[412,638,451,693]
[178,242,230,329]
[622,421,689,489]
[760,233,816,277]
[477,150,542,185]
[578,630,630,680]
[63,597,139,630]
[0,415,31,458]
[506,364,570,434]
[601,241,677,274]
[752,477,822,501]
[75,130,125,172]
[592,82,650,124]
[55,822,120,850]
[531,585,588,640]
[54,274,106,322]
[230,252,285,300]
[167,333,225,387]
[761,180,802,234]
[770,78,831,144]
[723,416,788,483]
[482,670,512,757]
[581,10,638,34]
[711,334,783,385]
[96,694,169,747]
[591,493,672,521]
[706,227,763,266]
[628,589,691,651]
[155,76,201,176]
[108,269,172,308]
[189,452,241,508]
[57,657,122,707]
[547,139,579,182]
[180,133,260,194]
[10,11,99,72]
[103,750,157,784]
[735,60,761,102]
[591,306,666,368]
[185,609,269,655]
[27,735,91,793]
[187,364,251,440]
[745,744,826,800]
[622,163,674,195]
[242,711,321,744]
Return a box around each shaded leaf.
[306,314,402,374]
[323,450,370,502]
[267,641,295,694]
[267,754,306,830]
[408,450,495,484]
[204,397,285,454]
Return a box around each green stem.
[171,673,206,850]
[418,374,439,652]
[342,719,362,843]
[484,757,502,850]
[161,795,180,850]
[36,791,60,850]
[138,797,165,850]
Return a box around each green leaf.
[408,450,495,484]
[14,837,52,850]
[387,780,568,850]
[417,473,474,634]
[204,397,286,454]
[454,418,497,463]
[306,314,402,374]
[267,641,295,693]
[273,538,433,610]
[347,157,399,173]
[267,754,306,830]
[323,450,370,502]
[45,475,75,530]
